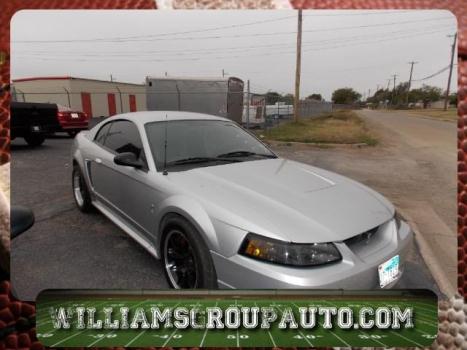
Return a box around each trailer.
[145,76,244,123]
[266,102,294,118]
[242,93,266,127]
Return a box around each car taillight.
[57,111,66,119]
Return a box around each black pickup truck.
[11,101,61,146]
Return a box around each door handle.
[95,158,102,164]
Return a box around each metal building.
[12,76,146,118]
[145,76,244,123]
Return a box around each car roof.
[104,111,230,125]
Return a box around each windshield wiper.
[167,157,242,166]
[217,151,277,158]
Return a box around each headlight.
[239,233,342,267]
[394,211,403,231]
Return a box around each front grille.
[344,226,379,247]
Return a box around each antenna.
[163,114,168,176]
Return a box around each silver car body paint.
[72,111,413,289]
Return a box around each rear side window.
[94,123,112,145]
[103,120,145,160]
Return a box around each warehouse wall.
[12,79,73,108]
[68,80,146,117]
[13,78,147,118]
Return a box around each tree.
[265,91,281,104]
[449,92,457,106]
[280,93,295,105]
[367,88,390,106]
[331,88,361,104]
[306,93,322,101]
[391,82,409,106]
[408,84,443,108]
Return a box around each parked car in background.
[11,101,61,146]
[56,104,89,137]
[71,111,413,290]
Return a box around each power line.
[13,16,453,44]
[412,65,451,81]
[14,27,453,63]
[15,24,453,58]
[12,14,298,44]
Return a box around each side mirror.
[114,152,144,169]
[11,206,35,239]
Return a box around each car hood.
[167,158,394,243]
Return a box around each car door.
[98,120,159,241]
[89,121,120,210]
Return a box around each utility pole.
[444,32,457,111]
[293,9,303,123]
[386,79,391,90]
[391,74,398,105]
[406,61,418,106]
[110,74,114,82]
[222,69,225,78]
[246,79,250,130]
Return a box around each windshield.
[145,120,276,172]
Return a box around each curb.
[398,208,457,298]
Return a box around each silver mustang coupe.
[72,111,412,289]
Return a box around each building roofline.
[145,76,243,83]
[12,76,144,86]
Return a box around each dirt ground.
[270,109,456,295]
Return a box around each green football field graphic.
[37,297,438,347]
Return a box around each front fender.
[154,195,219,257]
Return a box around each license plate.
[71,113,79,119]
[378,255,399,288]
[31,125,41,132]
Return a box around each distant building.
[12,76,146,118]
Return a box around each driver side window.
[102,120,147,167]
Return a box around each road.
[273,109,456,296]
[360,109,457,295]
[11,121,444,300]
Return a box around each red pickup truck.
[56,104,89,137]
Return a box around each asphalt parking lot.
[10,133,441,301]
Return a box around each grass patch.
[407,108,457,122]
[261,110,377,146]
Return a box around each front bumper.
[212,219,413,289]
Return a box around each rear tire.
[24,134,45,147]
[161,214,218,289]
[72,164,93,213]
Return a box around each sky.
[11,10,458,101]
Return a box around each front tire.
[72,164,93,213]
[161,215,218,289]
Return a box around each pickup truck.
[11,101,61,146]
